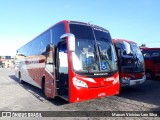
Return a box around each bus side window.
[152,52,159,57]
[46,51,53,64]
[46,44,54,74]
[152,52,160,63]
[153,56,160,63]
[143,53,150,60]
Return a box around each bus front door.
[57,42,69,100]
[44,44,55,98]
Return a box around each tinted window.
[51,23,66,45]
[152,51,160,57]
[18,22,66,56]
[143,50,160,59]
[69,24,94,40]
[94,29,111,42]
[115,42,132,55]
[5,56,11,59]
[18,30,51,56]
[143,52,151,59]
[35,30,51,55]
[130,43,141,53]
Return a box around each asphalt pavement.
[0,69,159,120]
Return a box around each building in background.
[0,56,14,68]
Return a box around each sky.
[0,0,160,56]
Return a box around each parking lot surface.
[0,69,160,120]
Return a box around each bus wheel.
[19,72,24,84]
[42,79,51,99]
[146,71,153,80]
[42,80,45,95]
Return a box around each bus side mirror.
[60,33,75,52]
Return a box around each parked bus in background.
[112,39,146,87]
[15,20,120,102]
[141,48,160,79]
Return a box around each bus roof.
[112,39,137,44]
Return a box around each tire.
[146,71,153,80]
[42,80,51,99]
[42,80,45,95]
[19,72,24,84]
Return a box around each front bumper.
[121,75,146,87]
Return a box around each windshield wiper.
[93,44,101,71]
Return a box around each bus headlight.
[113,75,119,84]
[73,77,88,88]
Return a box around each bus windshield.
[70,24,117,74]
[116,41,144,73]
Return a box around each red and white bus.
[15,20,119,102]
[113,39,146,87]
[141,48,160,79]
